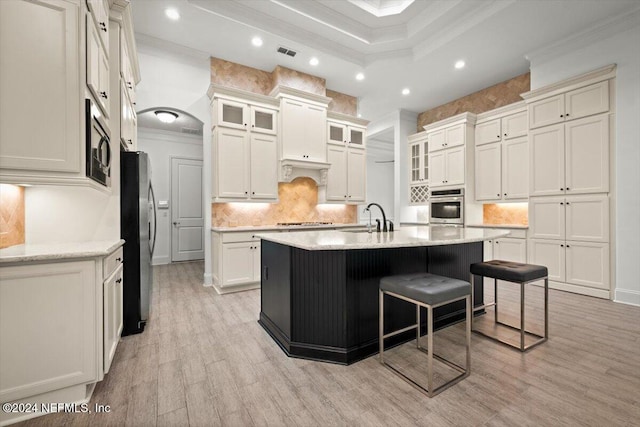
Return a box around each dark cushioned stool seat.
[380,273,471,305]
[470,260,548,283]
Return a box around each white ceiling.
[132,0,639,121]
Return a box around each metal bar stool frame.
[470,274,549,352]
[379,289,471,397]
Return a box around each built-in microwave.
[429,188,464,225]
[86,98,111,187]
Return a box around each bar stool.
[379,273,471,397]
[470,260,548,352]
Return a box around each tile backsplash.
[483,203,529,225]
[212,177,357,227]
[0,184,25,249]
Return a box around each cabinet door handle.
[264,266,269,280]
[116,278,122,283]
[115,257,122,262]
[127,139,132,144]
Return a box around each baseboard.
[212,281,260,295]
[614,288,640,306]
[532,280,610,299]
[151,256,170,265]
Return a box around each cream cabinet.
[529,81,609,129]
[86,14,110,117]
[430,146,464,188]
[328,121,366,149]
[213,127,278,201]
[87,0,109,52]
[530,115,609,197]
[475,110,527,146]
[0,244,124,425]
[280,98,327,161]
[323,145,366,203]
[529,195,609,243]
[0,0,82,181]
[428,124,465,152]
[481,228,527,289]
[212,231,262,294]
[475,136,528,201]
[103,249,124,374]
[528,239,609,292]
[408,131,429,205]
[214,98,277,135]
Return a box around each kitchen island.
[257,226,509,364]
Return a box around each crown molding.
[269,86,332,106]
[207,84,280,107]
[327,111,369,126]
[475,101,526,123]
[525,5,640,66]
[521,64,616,102]
[109,0,140,83]
[422,112,476,132]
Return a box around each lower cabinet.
[0,245,124,425]
[212,231,261,294]
[482,229,527,288]
[528,239,609,292]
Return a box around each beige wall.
[0,184,25,249]
[212,177,357,227]
[417,73,530,131]
[210,57,357,116]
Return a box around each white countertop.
[212,223,365,232]
[256,226,510,251]
[0,239,125,264]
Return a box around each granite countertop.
[212,223,366,232]
[256,226,509,251]
[0,239,125,264]
[466,224,529,229]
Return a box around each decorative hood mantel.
[280,158,331,185]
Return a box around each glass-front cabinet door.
[216,99,247,130]
[349,126,366,149]
[422,140,428,182]
[328,122,346,145]
[410,143,421,183]
[250,106,277,135]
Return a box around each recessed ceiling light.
[165,8,180,20]
[402,88,411,96]
[309,57,319,66]
[455,60,466,69]
[155,110,179,124]
[355,72,365,81]
[252,36,263,47]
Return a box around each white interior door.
[171,158,204,262]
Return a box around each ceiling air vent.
[181,127,202,136]
[277,46,297,57]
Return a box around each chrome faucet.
[363,207,373,233]
[366,202,387,232]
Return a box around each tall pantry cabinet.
[522,65,615,299]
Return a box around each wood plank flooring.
[18,261,640,426]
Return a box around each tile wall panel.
[483,203,529,225]
[417,73,531,130]
[212,177,357,227]
[0,184,25,249]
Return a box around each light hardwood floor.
[18,261,640,426]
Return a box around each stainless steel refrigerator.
[120,151,156,336]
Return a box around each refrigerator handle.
[149,182,157,258]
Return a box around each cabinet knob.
[252,124,255,127]
[245,191,248,195]
[495,241,499,244]
[497,135,500,138]
[252,191,255,195]
[344,195,347,198]
[115,257,122,262]
[560,114,564,118]
[560,202,564,205]
[497,194,500,197]
[561,244,564,247]
[504,193,507,196]
[100,91,108,99]
[566,245,571,248]
[560,188,564,191]
[566,113,570,117]
[116,278,122,283]
[504,133,507,137]
[566,202,570,205]
[566,187,570,191]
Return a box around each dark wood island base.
[258,240,484,365]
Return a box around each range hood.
[280,158,331,186]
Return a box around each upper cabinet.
[209,85,280,202]
[474,103,529,201]
[214,98,277,135]
[321,112,369,204]
[407,132,429,205]
[271,86,331,164]
[424,113,475,190]
[528,81,609,129]
[110,2,141,152]
[0,0,82,183]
